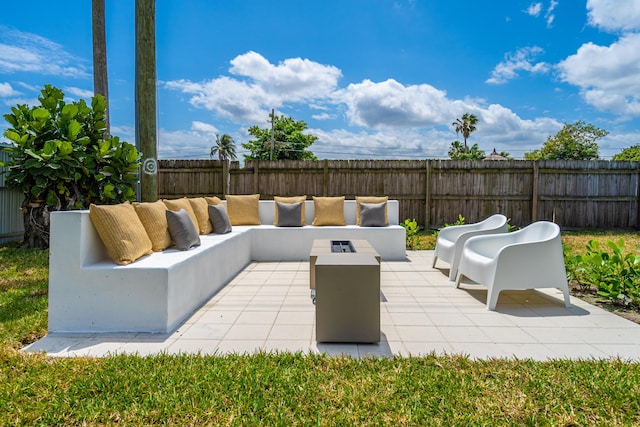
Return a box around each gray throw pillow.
[276,201,303,227]
[359,202,387,227]
[208,204,232,234]
[166,208,201,250]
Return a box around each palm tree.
[210,134,238,161]
[452,113,479,148]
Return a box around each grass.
[0,244,48,350]
[1,350,640,425]
[413,229,640,253]
[1,237,640,425]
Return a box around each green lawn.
[1,238,640,425]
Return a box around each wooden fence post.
[222,160,228,196]
[637,163,640,230]
[532,161,539,222]
[425,159,431,230]
[253,162,259,194]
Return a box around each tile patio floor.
[24,251,640,361]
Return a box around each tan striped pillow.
[225,194,261,225]
[162,198,199,231]
[89,202,153,265]
[312,196,346,226]
[188,197,213,235]
[133,200,172,251]
[205,196,222,205]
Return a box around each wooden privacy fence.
[158,159,640,230]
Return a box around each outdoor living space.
[25,250,640,361]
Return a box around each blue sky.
[1,0,639,160]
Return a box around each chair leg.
[487,288,500,311]
[561,285,572,308]
[448,266,457,281]
[455,273,463,288]
[431,254,438,268]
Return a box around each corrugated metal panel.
[0,146,24,245]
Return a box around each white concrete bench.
[48,200,406,333]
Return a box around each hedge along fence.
[157,159,640,230]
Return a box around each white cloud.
[161,52,572,159]
[310,127,452,159]
[165,51,341,124]
[599,131,640,158]
[311,113,336,121]
[524,2,557,27]
[558,33,640,116]
[0,27,90,78]
[473,104,563,154]
[335,79,460,129]
[545,0,558,27]
[157,128,219,160]
[2,97,38,107]
[309,109,562,160]
[525,3,542,17]
[486,46,550,85]
[229,51,341,101]
[0,82,20,97]
[587,0,640,32]
[191,121,219,134]
[63,86,94,99]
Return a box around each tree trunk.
[92,0,110,136]
[20,198,56,249]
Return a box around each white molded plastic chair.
[455,221,571,311]
[432,214,508,280]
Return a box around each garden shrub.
[572,239,640,307]
[401,218,419,249]
[1,84,141,248]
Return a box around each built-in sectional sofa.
[48,199,406,333]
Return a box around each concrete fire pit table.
[310,239,381,343]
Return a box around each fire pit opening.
[331,240,356,253]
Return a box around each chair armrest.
[463,232,521,259]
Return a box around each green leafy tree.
[210,134,237,161]
[612,144,640,161]
[242,112,318,161]
[1,84,141,248]
[452,113,479,148]
[448,140,485,160]
[525,121,607,160]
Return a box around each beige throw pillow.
[312,196,346,226]
[133,200,172,251]
[162,198,199,231]
[225,194,261,225]
[205,196,222,205]
[89,202,153,265]
[188,197,213,234]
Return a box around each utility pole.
[135,0,158,202]
[269,108,275,161]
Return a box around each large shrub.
[570,239,640,307]
[1,84,141,248]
